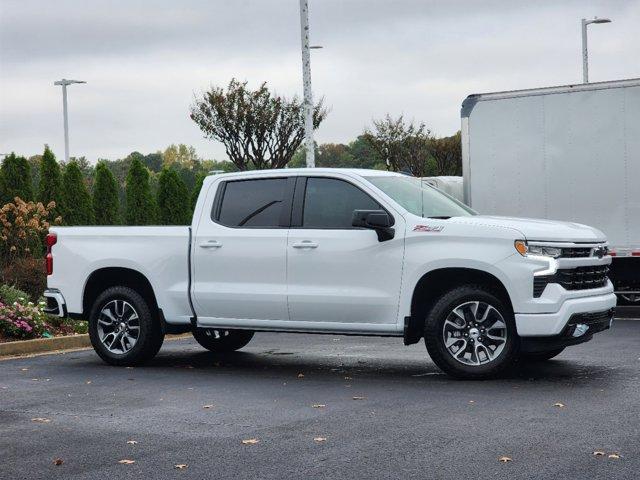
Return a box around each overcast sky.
[1,0,638,162]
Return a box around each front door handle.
[292,241,318,249]
[199,240,223,249]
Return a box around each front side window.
[303,177,382,228]
[217,178,287,227]
[364,175,475,218]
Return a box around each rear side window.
[303,177,382,228]
[217,178,287,227]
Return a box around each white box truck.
[461,78,640,304]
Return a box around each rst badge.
[413,225,444,233]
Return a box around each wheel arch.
[405,267,513,344]
[82,267,159,320]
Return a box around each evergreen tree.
[38,145,62,214]
[191,172,206,212]
[60,162,94,225]
[1,153,33,203]
[125,158,156,225]
[157,167,190,225]
[93,161,120,225]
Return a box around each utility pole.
[54,79,86,162]
[581,17,612,83]
[299,0,315,167]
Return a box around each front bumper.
[43,289,67,318]
[515,291,617,336]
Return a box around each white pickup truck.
[44,169,616,378]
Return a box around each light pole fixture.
[581,17,611,83]
[53,79,86,162]
[299,0,319,168]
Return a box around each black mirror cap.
[352,210,394,229]
[352,210,395,242]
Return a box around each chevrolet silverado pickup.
[44,169,617,378]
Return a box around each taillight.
[45,233,57,275]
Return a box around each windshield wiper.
[427,216,451,219]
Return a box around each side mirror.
[352,210,395,242]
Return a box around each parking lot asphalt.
[1,319,639,480]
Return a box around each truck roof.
[461,77,640,118]
[207,168,401,178]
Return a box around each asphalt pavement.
[1,319,639,480]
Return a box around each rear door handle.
[199,240,223,249]
[292,241,318,249]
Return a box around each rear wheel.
[88,286,164,366]
[192,328,254,353]
[520,348,565,362]
[424,285,519,379]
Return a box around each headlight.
[514,240,559,276]
[514,241,561,258]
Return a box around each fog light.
[572,324,589,337]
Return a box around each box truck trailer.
[461,78,640,304]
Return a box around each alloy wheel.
[97,300,140,354]
[442,301,507,366]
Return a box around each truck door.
[286,176,405,328]
[192,176,293,324]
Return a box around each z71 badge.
[413,225,445,232]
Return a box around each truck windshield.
[364,175,476,218]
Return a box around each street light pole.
[53,79,86,162]
[581,17,612,83]
[299,0,315,168]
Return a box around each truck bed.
[47,226,192,323]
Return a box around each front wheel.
[88,286,164,366]
[424,285,519,379]
[192,328,254,353]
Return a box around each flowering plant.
[0,197,61,265]
[0,299,52,339]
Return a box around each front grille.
[560,247,593,258]
[533,265,609,297]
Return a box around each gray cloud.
[1,0,638,161]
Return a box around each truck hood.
[448,215,607,243]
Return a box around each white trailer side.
[461,78,640,301]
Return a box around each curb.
[0,334,91,357]
[0,333,192,359]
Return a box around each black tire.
[192,328,254,353]
[88,286,164,366]
[424,285,519,380]
[520,348,565,362]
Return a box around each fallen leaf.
[469,400,475,404]
[126,440,138,445]
[312,404,326,408]
[31,418,51,423]
[174,464,188,469]
[352,396,365,400]
[31,378,39,381]
[314,437,327,442]
[21,368,29,371]
[203,404,215,409]
[553,402,566,408]
[86,381,92,384]
[608,453,621,459]
[297,373,305,378]
[53,458,64,466]
[498,456,512,463]
[241,438,259,445]
[118,459,135,464]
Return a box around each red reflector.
[46,233,57,248]
[632,251,640,257]
[609,251,617,257]
[45,253,53,275]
